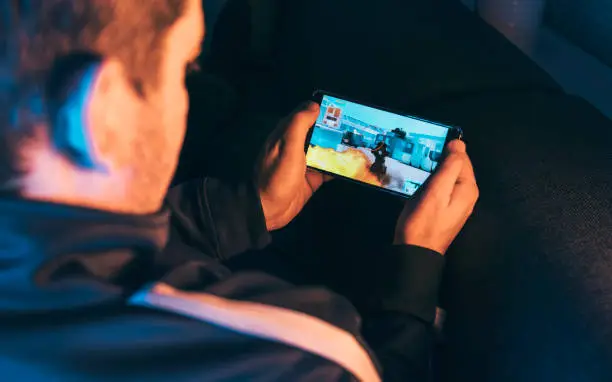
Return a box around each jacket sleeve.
[166,178,271,260]
[361,245,445,382]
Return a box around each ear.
[52,56,124,172]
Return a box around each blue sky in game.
[321,95,449,138]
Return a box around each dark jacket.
[0,178,444,381]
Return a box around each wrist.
[368,245,446,323]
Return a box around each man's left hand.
[257,102,330,231]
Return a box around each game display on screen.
[306,95,450,196]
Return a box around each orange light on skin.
[306,146,383,187]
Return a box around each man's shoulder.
[4,304,356,381]
[129,264,379,381]
[3,266,368,381]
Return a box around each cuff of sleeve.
[205,179,272,258]
[367,245,445,324]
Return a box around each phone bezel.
[305,89,464,199]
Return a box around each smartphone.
[306,90,463,198]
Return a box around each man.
[0,1,479,381]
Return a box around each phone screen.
[306,94,453,197]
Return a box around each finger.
[267,115,291,144]
[450,155,479,212]
[259,103,317,169]
[449,180,479,217]
[446,139,466,154]
[421,140,467,198]
[457,151,476,185]
[422,152,465,201]
[283,102,320,155]
[306,168,327,193]
[306,167,333,183]
[265,104,309,146]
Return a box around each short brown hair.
[0,0,187,186]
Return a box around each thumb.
[284,102,320,152]
[421,140,466,200]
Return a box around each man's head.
[0,0,204,213]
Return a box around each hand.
[257,102,331,231]
[394,140,479,255]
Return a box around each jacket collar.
[0,197,170,312]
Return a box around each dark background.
[544,0,612,67]
[184,1,612,381]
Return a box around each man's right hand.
[394,140,479,255]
